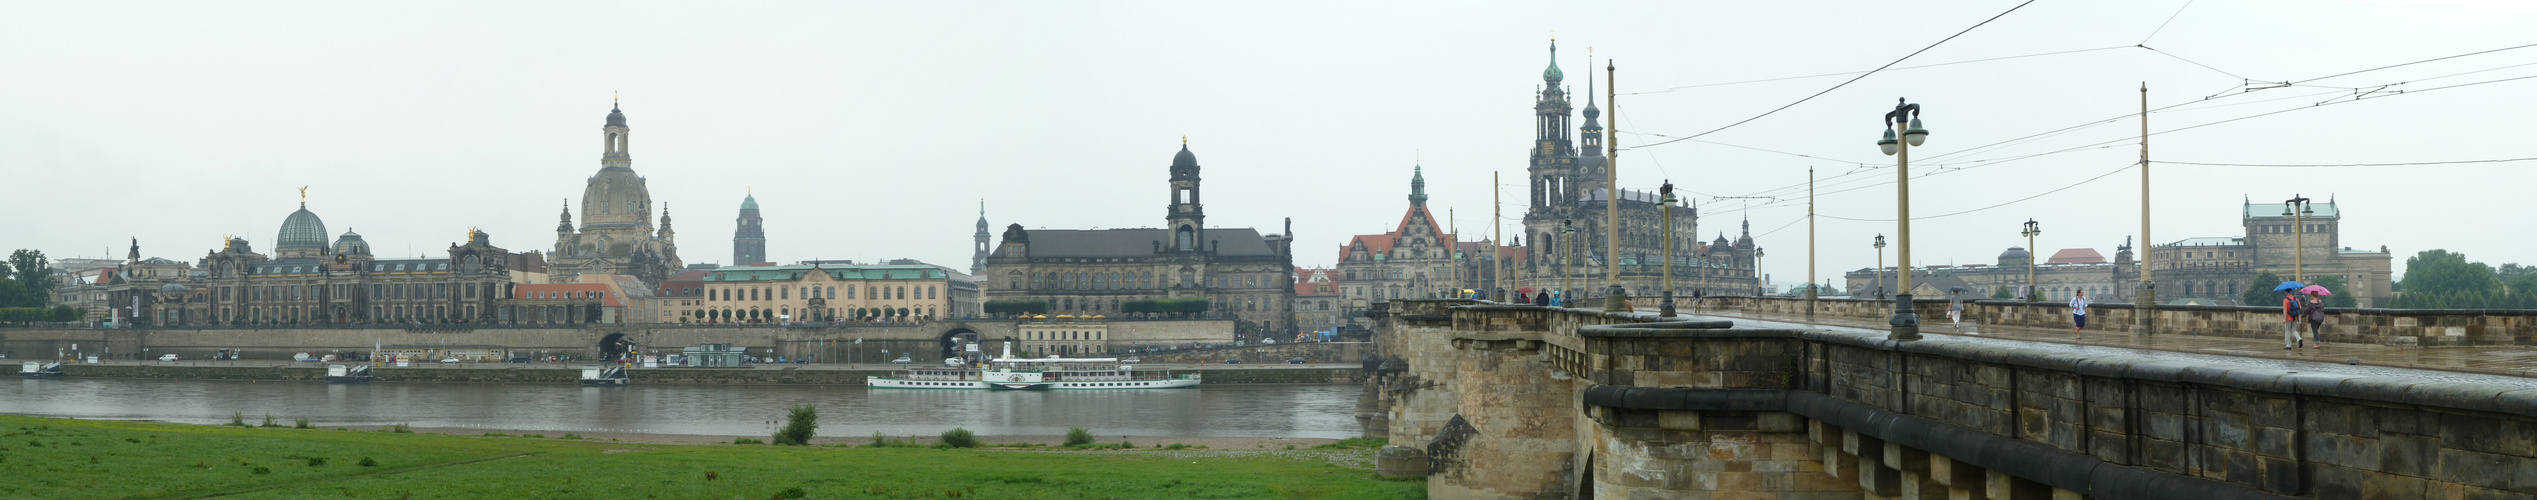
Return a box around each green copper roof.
[1543,40,1563,83]
[741,194,759,210]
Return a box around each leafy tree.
[2242,272,2287,308]
[2306,275,2359,308]
[2393,250,2503,309]
[0,277,23,309]
[6,250,51,307]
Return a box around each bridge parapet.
[1705,295,2537,347]
[1373,298,2537,499]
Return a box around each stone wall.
[1380,299,2537,499]
[1129,342,1369,365]
[1706,295,2537,347]
[0,319,1242,363]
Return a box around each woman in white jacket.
[2068,290,2090,340]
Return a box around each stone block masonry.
[1705,295,2537,347]
[1369,298,2537,499]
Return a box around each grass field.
[0,416,1422,499]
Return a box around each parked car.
[1286,357,1308,364]
[508,357,531,363]
[1224,358,1242,364]
[158,354,179,362]
[1120,357,1141,364]
[890,355,913,364]
[439,358,461,364]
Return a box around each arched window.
[1176,226,1195,250]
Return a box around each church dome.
[276,206,330,251]
[1997,246,2031,266]
[159,282,190,294]
[1543,40,1564,84]
[332,230,369,256]
[1172,145,1198,169]
[741,194,758,211]
[605,103,626,127]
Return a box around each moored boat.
[19,361,63,379]
[579,366,630,386]
[867,344,1198,391]
[323,364,375,384]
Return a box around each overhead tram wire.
[2138,0,2197,45]
[1631,0,2039,149]
[1624,45,2131,95]
[1814,161,2139,222]
[2160,157,2537,168]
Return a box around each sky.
[4,0,2532,287]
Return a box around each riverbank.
[48,362,1361,385]
[0,415,1420,499]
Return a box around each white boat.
[867,344,1198,391]
[323,364,375,384]
[20,361,62,379]
[579,366,630,386]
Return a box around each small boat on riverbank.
[579,366,630,386]
[867,345,1199,391]
[20,361,63,379]
[323,364,375,384]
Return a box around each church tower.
[552,99,683,286]
[1409,165,1429,207]
[734,193,765,265]
[972,199,990,275]
[1167,140,1206,252]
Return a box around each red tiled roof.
[1339,205,1456,262]
[1293,267,1339,296]
[2046,248,2106,264]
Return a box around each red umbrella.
[1516,286,1537,294]
[2299,285,2333,296]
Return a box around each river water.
[1,378,1367,439]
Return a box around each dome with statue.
[276,206,329,251]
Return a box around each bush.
[259,414,279,428]
[293,417,311,429]
[772,403,818,446]
[357,457,377,467]
[733,438,764,445]
[938,428,979,449]
[250,465,272,475]
[1063,427,1093,447]
[305,457,326,467]
[775,486,808,499]
[228,411,246,427]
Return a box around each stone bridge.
[1364,299,2537,499]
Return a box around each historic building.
[733,194,766,265]
[661,262,956,323]
[182,199,516,326]
[2148,199,2393,306]
[1292,267,1345,335]
[1336,166,1467,307]
[551,101,685,286]
[1843,198,2395,306]
[1846,243,2140,303]
[1518,40,1747,298]
[981,143,1299,333]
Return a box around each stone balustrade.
[1701,295,2537,347]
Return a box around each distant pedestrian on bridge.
[2283,289,2306,349]
[2068,290,2090,340]
[1947,289,1965,325]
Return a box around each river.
[1,378,1367,439]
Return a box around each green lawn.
[0,416,1422,499]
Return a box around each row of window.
[1018,271,1280,291]
[1025,330,1105,341]
[704,285,937,301]
[213,282,486,302]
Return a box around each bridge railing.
[1698,295,2537,347]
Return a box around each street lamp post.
[2284,195,2313,282]
[1873,235,1887,300]
[2023,219,2042,301]
[1754,248,1767,297]
[1660,182,1679,317]
[1876,98,1930,341]
[1561,219,1577,306]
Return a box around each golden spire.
[1181,135,1187,144]
[297,186,308,205]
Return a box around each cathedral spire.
[1409,165,1429,207]
[1580,50,1603,152]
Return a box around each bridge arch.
[939,327,981,362]
[597,332,635,361]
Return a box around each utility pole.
[1806,166,1817,317]
[1494,171,1505,302]
[1603,59,1628,312]
[2138,83,2157,333]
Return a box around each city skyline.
[6,1,2533,283]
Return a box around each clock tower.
[1167,140,1205,252]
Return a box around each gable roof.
[2045,248,2106,265]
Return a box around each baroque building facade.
[662,263,956,324]
[1846,244,2139,303]
[981,143,1299,333]
[551,102,685,286]
[1842,198,2394,306]
[184,200,515,326]
[1517,40,1750,297]
[1337,166,1467,309]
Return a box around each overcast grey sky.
[5,0,2530,284]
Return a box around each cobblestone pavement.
[1644,306,2537,388]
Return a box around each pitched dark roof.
[994,228,1278,258]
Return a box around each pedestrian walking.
[1692,289,1705,311]
[2068,290,2090,340]
[2282,291,2304,349]
[2304,294,2328,349]
[1947,290,1965,325]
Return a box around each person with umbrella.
[2276,281,2308,349]
[2302,285,2334,349]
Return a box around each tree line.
[0,249,82,324]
